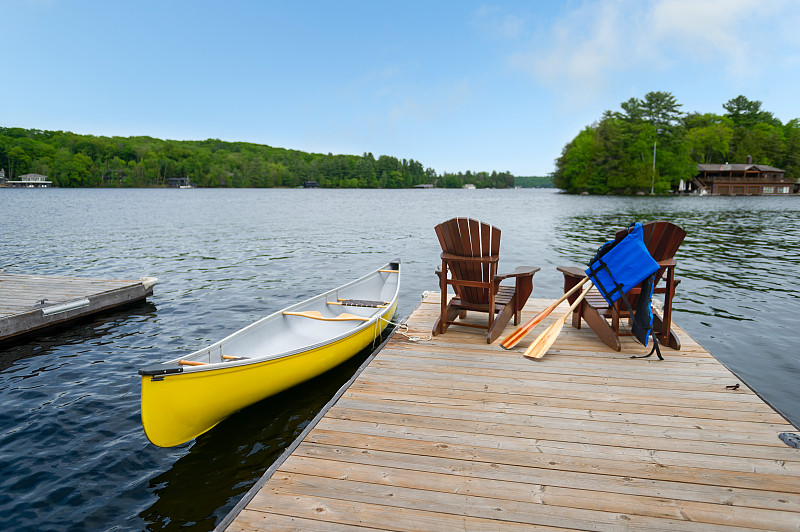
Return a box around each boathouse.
[2,173,53,188]
[693,157,794,195]
[167,177,193,188]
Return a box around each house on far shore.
[2,173,53,188]
[693,156,794,195]
[167,177,194,188]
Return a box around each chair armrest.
[440,252,499,264]
[658,258,677,267]
[557,265,585,279]
[496,266,540,281]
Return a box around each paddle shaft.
[523,281,593,359]
[501,276,590,349]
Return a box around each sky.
[2,0,799,176]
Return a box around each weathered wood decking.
[225,293,800,531]
[0,272,157,342]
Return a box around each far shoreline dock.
[219,293,800,531]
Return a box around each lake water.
[1,188,798,530]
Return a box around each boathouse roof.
[697,163,784,173]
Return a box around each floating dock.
[222,293,800,531]
[0,272,157,342]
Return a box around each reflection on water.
[0,189,798,530]
[0,302,157,372]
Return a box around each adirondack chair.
[433,218,540,343]
[557,221,685,351]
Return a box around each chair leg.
[581,301,621,351]
[653,312,681,350]
[561,274,583,330]
[438,259,448,335]
[654,270,679,349]
[487,303,515,344]
[432,303,462,337]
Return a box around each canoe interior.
[139,261,400,376]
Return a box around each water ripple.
[0,189,798,530]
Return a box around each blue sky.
[2,0,799,176]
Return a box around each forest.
[0,127,514,189]
[553,93,800,194]
[514,175,554,188]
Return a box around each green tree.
[640,91,683,131]
[723,95,781,128]
[685,113,734,163]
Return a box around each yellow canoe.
[139,260,400,447]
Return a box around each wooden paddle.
[501,276,590,349]
[523,281,594,360]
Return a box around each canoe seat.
[328,299,389,308]
[283,310,370,322]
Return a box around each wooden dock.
[0,272,157,342]
[222,293,800,531]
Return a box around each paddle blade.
[502,276,590,350]
[522,283,591,360]
[523,315,567,359]
[500,303,556,349]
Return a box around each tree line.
[0,127,515,189]
[553,93,800,194]
[515,175,554,188]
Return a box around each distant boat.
[462,184,476,189]
[138,260,401,447]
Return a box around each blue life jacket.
[585,222,659,347]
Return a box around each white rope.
[371,314,432,348]
[370,291,438,348]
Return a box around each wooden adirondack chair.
[557,221,685,351]
[433,218,540,343]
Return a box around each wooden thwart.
[223,294,800,532]
[179,359,208,366]
[282,310,370,322]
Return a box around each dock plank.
[222,295,800,530]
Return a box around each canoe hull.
[139,262,399,447]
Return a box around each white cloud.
[648,0,782,75]
[473,5,526,40]
[506,0,798,100]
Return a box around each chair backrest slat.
[434,217,500,305]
